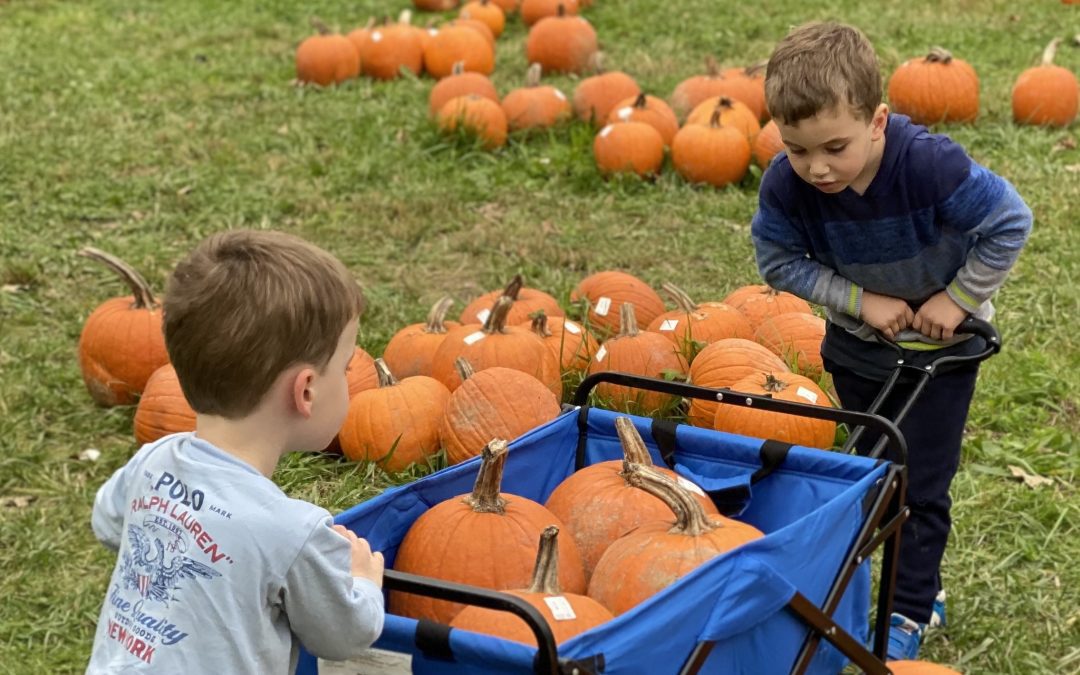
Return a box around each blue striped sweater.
[751,114,1032,369]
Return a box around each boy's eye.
[826,145,847,154]
[787,147,807,156]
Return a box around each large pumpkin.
[390,440,586,623]
[722,284,813,330]
[524,5,597,75]
[424,24,495,78]
[607,93,679,147]
[382,297,460,378]
[647,283,754,357]
[570,270,665,336]
[671,107,752,188]
[339,359,451,472]
[1012,38,1078,128]
[888,47,979,125]
[573,55,641,124]
[134,364,197,445]
[295,25,361,86]
[450,526,613,645]
[459,274,564,326]
[440,358,561,465]
[753,312,826,377]
[588,465,763,616]
[525,311,598,374]
[593,122,665,178]
[502,63,572,131]
[545,417,718,581]
[686,338,788,427]
[78,247,170,407]
[713,371,835,449]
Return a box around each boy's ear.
[291,367,317,419]
[871,104,889,140]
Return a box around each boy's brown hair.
[765,21,882,124]
[163,230,366,418]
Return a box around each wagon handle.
[571,372,907,464]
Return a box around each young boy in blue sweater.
[751,22,1032,659]
[88,230,385,673]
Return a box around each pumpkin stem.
[625,464,716,536]
[1041,38,1063,67]
[79,247,157,310]
[530,310,553,338]
[373,358,399,387]
[425,296,455,334]
[463,439,509,513]
[501,274,525,300]
[761,372,788,394]
[708,107,724,129]
[662,283,697,313]
[398,9,413,25]
[454,356,476,381]
[633,93,648,109]
[556,3,566,17]
[482,295,514,333]
[310,18,331,35]
[617,303,639,338]
[615,417,654,479]
[926,47,954,64]
[705,55,720,78]
[526,63,543,88]
[526,526,562,595]
[717,96,734,110]
[588,51,606,75]
[452,61,466,76]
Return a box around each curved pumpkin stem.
[926,47,954,64]
[463,439,509,513]
[615,416,654,478]
[705,55,720,78]
[708,107,726,129]
[556,3,566,17]
[617,303,639,338]
[625,464,715,536]
[482,295,514,333]
[761,372,789,395]
[454,356,476,381]
[662,283,698,314]
[310,18,332,35]
[501,274,525,300]
[1041,38,1063,67]
[425,296,455,334]
[530,310,552,338]
[79,247,157,310]
[526,63,543,88]
[632,92,648,109]
[717,96,735,111]
[397,8,413,25]
[526,526,562,595]
[373,358,399,387]
[451,61,466,76]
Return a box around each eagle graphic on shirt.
[120,525,220,606]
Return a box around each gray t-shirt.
[87,433,384,674]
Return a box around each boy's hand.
[332,524,385,587]
[912,291,968,341]
[860,291,915,341]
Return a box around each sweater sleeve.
[91,443,158,551]
[282,517,385,661]
[936,162,1033,313]
[751,171,863,318]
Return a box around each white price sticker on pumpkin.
[594,345,607,362]
[564,321,581,334]
[659,319,679,332]
[599,125,614,138]
[677,476,707,497]
[371,31,383,43]
[594,297,612,317]
[554,89,567,101]
[796,386,819,404]
[544,596,577,621]
[616,106,633,121]
[475,308,491,324]
[463,331,486,346]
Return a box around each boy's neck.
[195,413,290,478]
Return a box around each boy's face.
[775,103,888,194]
[305,319,358,451]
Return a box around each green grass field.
[1,0,1078,672]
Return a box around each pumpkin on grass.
[525,5,597,74]
[437,94,508,149]
[360,12,425,80]
[429,61,499,116]
[502,63,572,131]
[754,120,784,169]
[424,23,495,78]
[440,358,561,465]
[545,417,718,581]
[134,364,196,445]
[390,440,586,623]
[671,107,752,188]
[713,371,835,449]
[78,247,170,407]
[325,347,380,453]
[296,21,361,86]
[685,96,761,143]
[570,270,665,336]
[754,312,826,377]
[607,93,679,147]
[647,283,754,355]
[573,53,641,124]
[339,359,450,472]
[686,338,788,427]
[521,0,579,27]
[346,18,376,60]
[1012,38,1078,127]
[722,284,813,330]
[671,58,767,121]
[588,464,764,615]
[459,0,505,39]
[382,297,460,378]
[525,311,598,373]
[888,47,979,125]
[593,122,665,178]
[442,17,496,49]
[450,526,613,644]
[459,274,564,326]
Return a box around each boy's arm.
[91,445,156,550]
[283,518,385,660]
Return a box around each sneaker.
[930,590,947,628]
[887,614,925,661]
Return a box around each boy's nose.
[810,161,829,177]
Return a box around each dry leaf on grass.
[1,495,37,509]
[1007,465,1054,489]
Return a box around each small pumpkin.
[686,338,788,427]
[390,440,586,623]
[754,312,826,377]
[442,17,496,49]
[459,274,565,328]
[671,58,767,121]
[647,283,754,355]
[525,5,597,75]
[382,297,461,378]
[1012,38,1078,128]
[360,12,425,80]
[424,24,495,78]
[78,247,170,407]
[429,61,500,116]
[440,358,562,465]
[521,0,579,27]
[573,53,641,124]
[296,22,361,86]
[587,304,688,413]
[570,270,666,336]
[502,63,572,131]
[671,107,752,188]
[450,526,613,644]
[607,93,680,147]
[714,371,835,449]
[722,285,813,331]
[437,94,509,149]
[459,0,505,39]
[588,464,764,615]
[685,96,761,143]
[346,18,376,60]
[717,62,768,122]
[593,122,665,178]
[888,47,979,125]
[753,120,784,170]
[134,364,197,445]
[325,347,380,453]
[545,417,718,581]
[525,310,599,374]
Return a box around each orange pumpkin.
[685,96,761,143]
[546,417,718,581]
[647,283,754,356]
[429,61,500,116]
[525,5,597,75]
[671,58,768,121]
[722,284,813,330]
[501,63,572,131]
[487,0,520,12]
[437,94,509,149]
[296,24,361,86]
[887,661,962,675]
[346,18,376,60]
[521,0,579,27]
[753,120,784,170]
[360,13,425,80]
[593,122,665,178]
[390,440,586,623]
[1012,38,1078,127]
[718,62,768,122]
[588,465,764,615]
[525,311,599,374]
[459,0,505,39]
[607,93,679,147]
[443,17,496,49]
[458,274,565,328]
[573,54,641,124]
[424,24,495,78]
[134,364,197,445]
[754,312,826,377]
[714,371,835,449]
[414,0,460,10]
[450,526,613,644]
[345,347,379,396]
[382,297,461,378]
[431,296,563,395]
[888,47,979,125]
[78,247,170,407]
[686,338,788,427]
[587,304,688,413]
[570,270,665,336]
[672,107,752,188]
[440,358,561,465]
